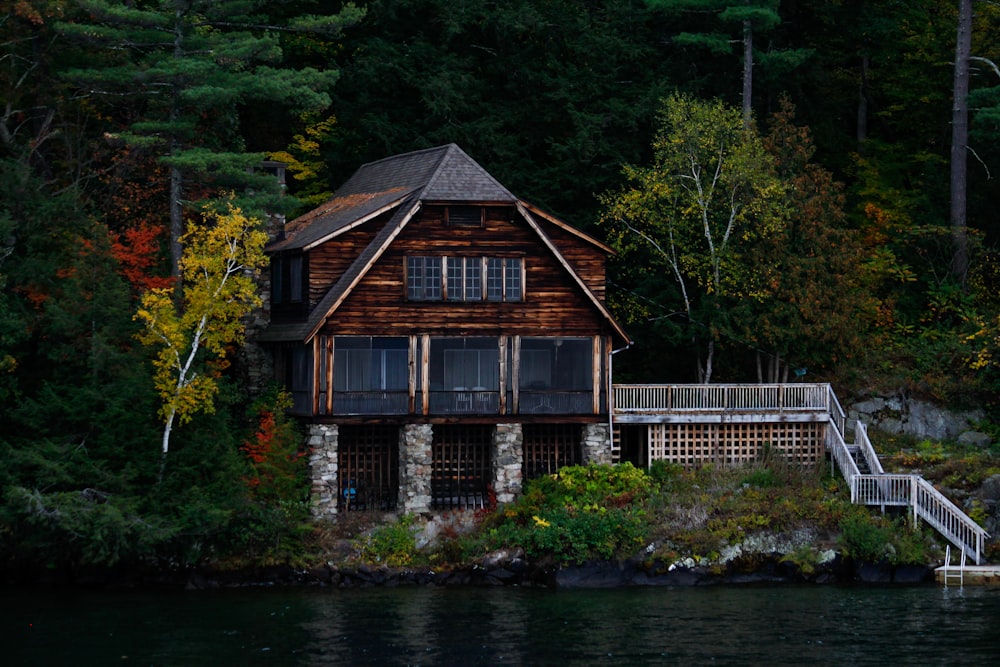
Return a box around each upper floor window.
[271,253,305,305]
[408,256,522,302]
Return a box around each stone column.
[307,423,339,520]
[399,424,433,514]
[492,423,523,505]
[581,423,612,465]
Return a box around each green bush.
[353,515,421,567]
[838,511,929,565]
[476,463,652,564]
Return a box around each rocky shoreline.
[4,548,936,590]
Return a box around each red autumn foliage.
[240,407,304,500]
[110,221,174,292]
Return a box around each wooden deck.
[613,383,843,428]
[611,383,990,567]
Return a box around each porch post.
[307,423,339,520]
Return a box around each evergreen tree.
[56,0,364,278]
[647,0,810,125]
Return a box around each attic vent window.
[448,206,482,227]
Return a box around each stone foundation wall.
[581,423,612,465]
[307,424,339,520]
[306,420,616,518]
[492,423,523,504]
[399,424,433,513]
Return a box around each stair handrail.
[827,417,861,500]
[853,421,884,475]
[913,477,988,565]
[827,385,847,437]
[829,417,988,565]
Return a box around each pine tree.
[56,0,363,279]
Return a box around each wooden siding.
[541,220,607,301]
[306,223,380,309]
[317,207,612,338]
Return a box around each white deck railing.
[614,383,833,414]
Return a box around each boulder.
[957,431,992,448]
[850,394,984,440]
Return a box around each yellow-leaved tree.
[135,198,268,471]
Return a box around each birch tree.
[600,93,786,382]
[135,199,267,470]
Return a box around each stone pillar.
[307,423,339,520]
[399,424,433,514]
[492,423,523,505]
[581,423,612,465]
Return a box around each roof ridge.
[415,144,458,200]
[359,144,454,174]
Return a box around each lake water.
[4,583,1000,665]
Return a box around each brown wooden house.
[258,144,630,518]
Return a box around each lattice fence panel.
[647,422,824,468]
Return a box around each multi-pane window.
[504,257,522,301]
[408,256,521,302]
[407,256,442,300]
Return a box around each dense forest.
[2,0,999,574]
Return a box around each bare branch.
[970,56,1000,79]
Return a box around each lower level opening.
[522,424,582,479]
[431,425,492,510]
[338,425,399,512]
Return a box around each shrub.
[838,511,930,565]
[353,515,421,567]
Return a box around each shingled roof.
[267,144,515,253]
[258,144,629,345]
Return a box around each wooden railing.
[828,417,988,565]
[614,383,833,415]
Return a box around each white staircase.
[827,415,989,565]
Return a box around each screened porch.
[288,335,606,417]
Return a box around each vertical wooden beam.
[408,335,418,415]
[590,336,604,415]
[311,336,321,416]
[325,335,334,415]
[505,335,515,415]
[421,334,430,415]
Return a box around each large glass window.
[518,337,593,414]
[270,253,305,306]
[289,255,303,303]
[334,337,409,392]
[430,337,499,391]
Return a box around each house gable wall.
[317,206,611,338]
